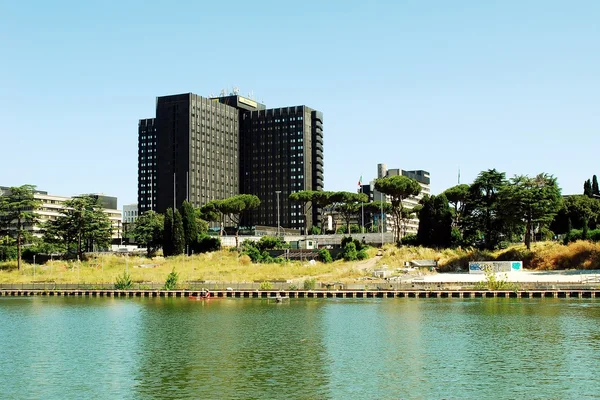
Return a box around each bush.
[336,224,361,234]
[342,242,358,261]
[341,236,365,252]
[239,254,252,265]
[114,271,133,290]
[0,245,17,262]
[589,229,600,242]
[356,249,368,260]
[241,242,262,262]
[303,278,317,290]
[401,234,418,246]
[310,226,321,235]
[256,236,288,251]
[163,268,179,290]
[193,235,221,253]
[259,281,274,290]
[318,248,333,263]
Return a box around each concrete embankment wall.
[1,289,598,299]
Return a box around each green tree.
[132,211,164,257]
[584,179,593,197]
[311,191,333,233]
[463,169,510,250]
[551,195,600,233]
[374,175,422,243]
[593,175,600,197]
[44,195,112,260]
[172,209,185,255]
[225,194,261,248]
[163,208,174,256]
[180,201,198,255]
[289,190,316,235]
[443,184,470,232]
[506,174,562,249]
[0,185,41,270]
[417,194,452,248]
[336,192,368,234]
[582,218,589,240]
[364,201,393,233]
[200,199,227,237]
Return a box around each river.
[1,297,599,399]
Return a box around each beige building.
[0,187,122,241]
[373,164,431,238]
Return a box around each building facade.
[239,106,323,231]
[0,187,123,241]
[366,164,430,237]
[123,204,138,223]
[138,92,323,233]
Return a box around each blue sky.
[1,0,599,208]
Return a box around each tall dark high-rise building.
[138,92,323,232]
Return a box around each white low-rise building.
[0,186,122,240]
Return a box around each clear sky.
[1,0,599,208]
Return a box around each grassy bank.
[1,241,598,285]
[0,249,376,285]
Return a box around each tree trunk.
[77,231,82,261]
[524,220,532,250]
[17,231,22,271]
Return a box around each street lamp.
[275,191,281,237]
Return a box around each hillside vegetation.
[0,241,598,285]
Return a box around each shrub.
[239,254,252,265]
[114,271,133,290]
[589,229,600,242]
[341,236,365,251]
[242,243,262,263]
[401,234,418,246]
[194,235,221,253]
[356,249,368,260]
[318,248,333,263]
[303,278,317,290]
[310,226,321,235]
[341,242,358,261]
[256,236,288,251]
[163,268,179,290]
[0,245,17,262]
[259,281,274,290]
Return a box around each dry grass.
[1,241,599,284]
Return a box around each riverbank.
[1,240,599,286]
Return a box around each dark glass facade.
[138,93,323,231]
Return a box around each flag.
[358,175,362,187]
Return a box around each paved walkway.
[411,270,600,283]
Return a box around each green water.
[1,298,599,400]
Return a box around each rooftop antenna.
[232,86,239,95]
[458,168,461,184]
[220,88,226,97]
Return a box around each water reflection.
[133,298,331,399]
[1,297,599,399]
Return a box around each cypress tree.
[180,200,198,255]
[417,196,434,246]
[432,193,453,248]
[564,217,572,245]
[172,209,185,255]
[584,179,593,197]
[163,208,174,257]
[582,218,589,240]
[593,175,599,197]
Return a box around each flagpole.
[358,175,364,234]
